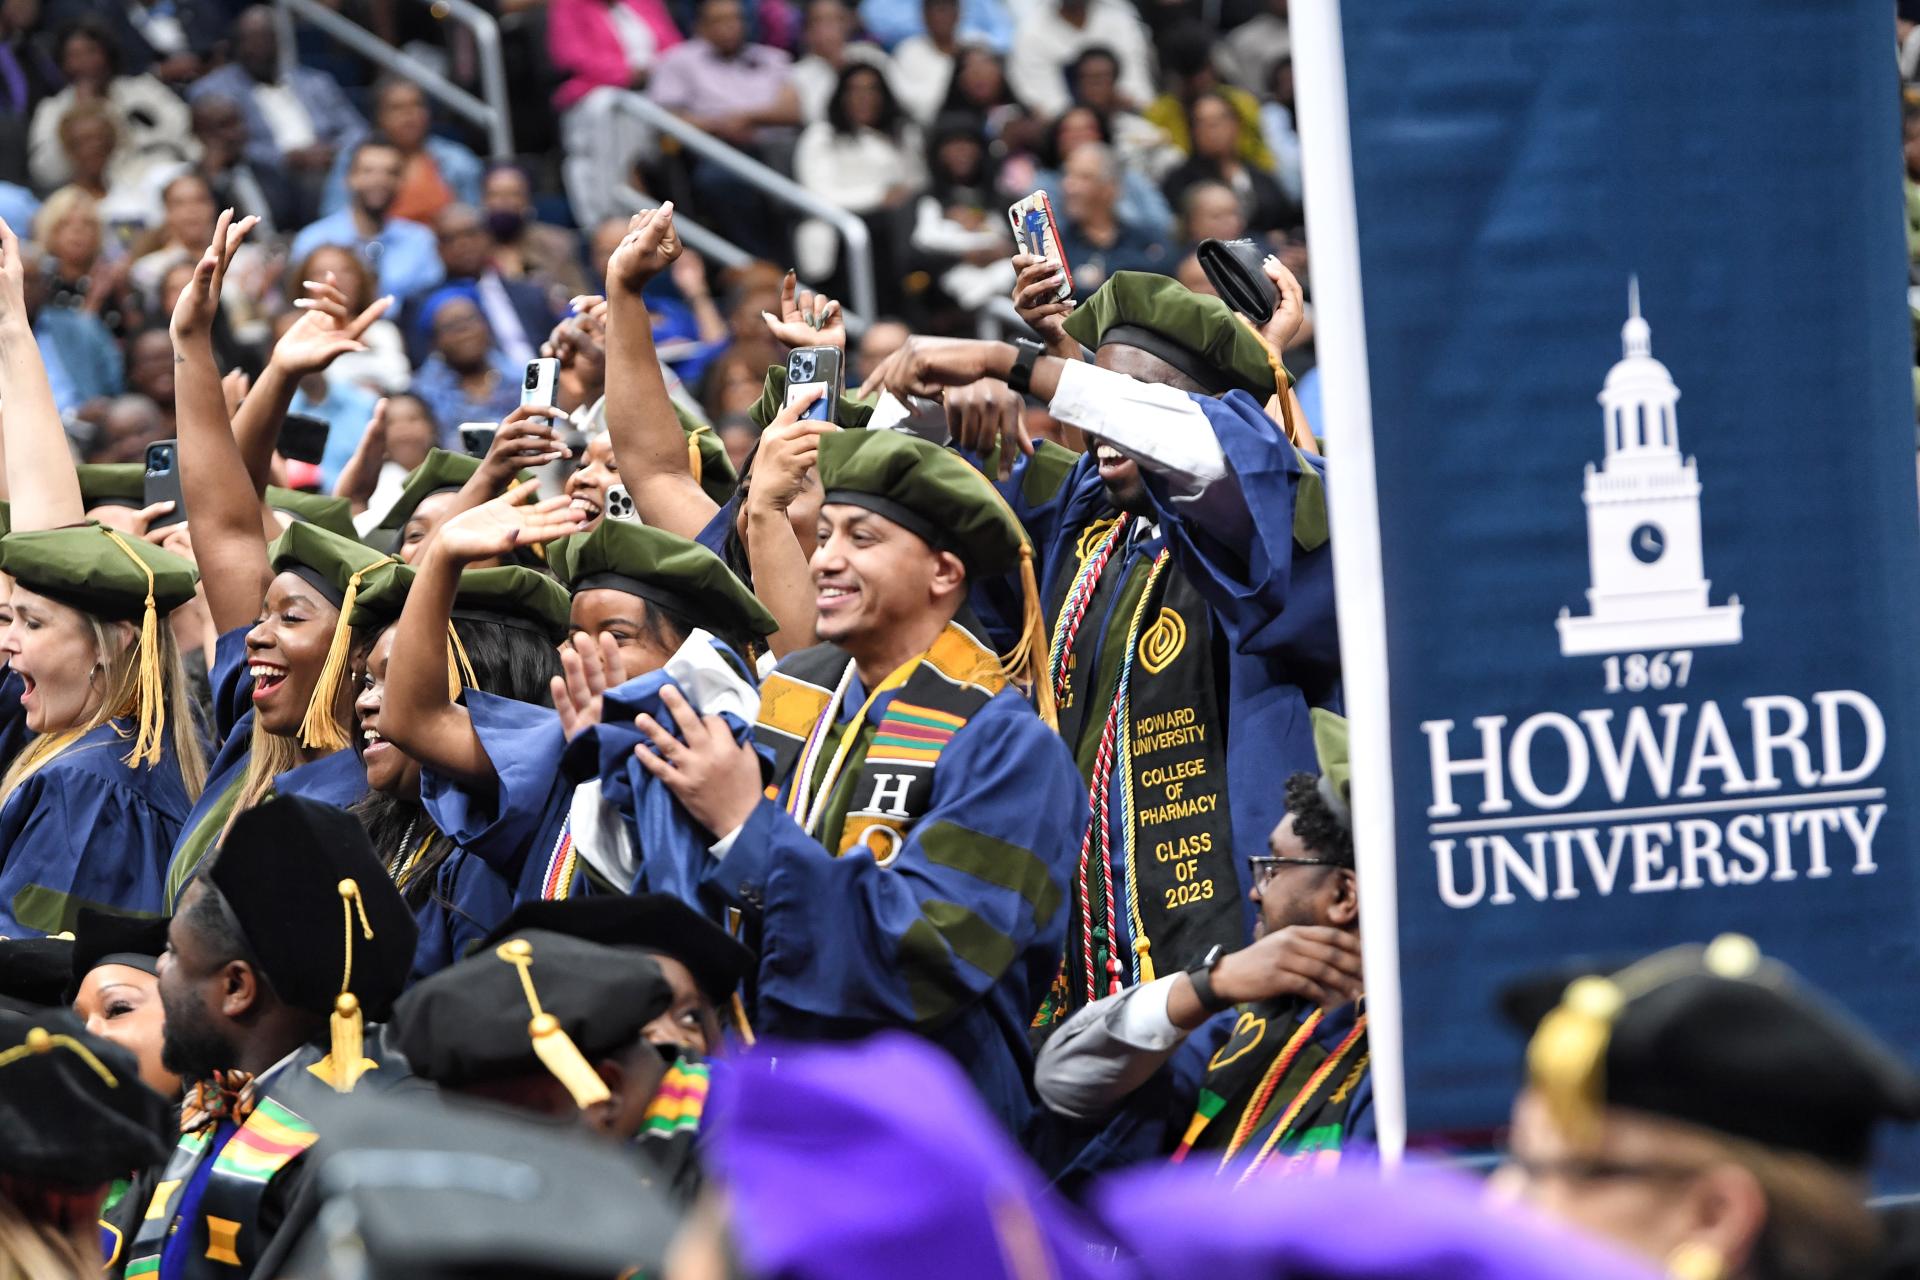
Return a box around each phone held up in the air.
[459,422,498,457]
[1008,191,1073,301]
[143,440,186,528]
[784,345,843,424]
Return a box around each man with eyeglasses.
[1031,709,1368,1185]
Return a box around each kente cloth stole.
[124,1096,317,1280]
[1043,518,1241,1010]
[639,1057,711,1141]
[753,626,1004,858]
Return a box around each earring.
[1666,1242,1724,1280]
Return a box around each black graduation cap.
[477,895,755,1006]
[64,909,170,1006]
[206,796,417,1092]
[1513,935,1920,1170]
[392,929,672,1108]
[0,1009,170,1185]
[0,936,76,1013]
[286,1089,683,1280]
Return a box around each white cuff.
[1046,360,1226,498]
[708,823,744,859]
[1113,974,1184,1049]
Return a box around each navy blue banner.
[1308,0,1920,1168]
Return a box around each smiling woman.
[0,525,206,936]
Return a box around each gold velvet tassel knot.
[496,939,610,1108]
[319,878,376,1092]
[99,529,167,768]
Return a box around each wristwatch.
[1186,944,1231,1015]
[1005,337,1046,396]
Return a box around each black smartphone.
[143,440,185,528]
[279,413,330,466]
[784,345,843,424]
[459,422,498,457]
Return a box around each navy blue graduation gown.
[0,717,192,935]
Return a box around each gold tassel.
[448,622,479,697]
[497,939,611,1108]
[299,559,392,752]
[1134,936,1156,983]
[99,530,166,768]
[1233,312,1308,450]
[729,992,757,1046]
[1526,975,1621,1148]
[1005,545,1057,731]
[318,879,376,1092]
[686,435,703,485]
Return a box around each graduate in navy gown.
[346,559,571,978]
[0,216,207,936]
[861,269,1339,1031]
[379,486,773,915]
[160,210,396,903]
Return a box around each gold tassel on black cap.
[99,530,166,768]
[973,474,1057,731]
[496,938,611,1108]
[300,558,395,752]
[316,878,376,1092]
[445,621,479,702]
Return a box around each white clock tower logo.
[1556,280,1743,656]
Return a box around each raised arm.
[0,220,83,528]
[171,209,275,635]
[380,486,585,784]
[741,388,828,658]
[232,273,393,492]
[601,204,721,540]
[332,397,389,513]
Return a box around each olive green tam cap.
[372,448,481,534]
[267,486,359,541]
[1062,271,1279,399]
[75,463,145,509]
[0,524,198,618]
[1311,707,1350,831]
[748,366,877,433]
[670,400,740,506]
[554,521,774,641]
[817,430,1026,576]
[270,520,396,606]
[353,564,572,644]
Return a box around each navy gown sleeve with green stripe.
[0,722,191,935]
[700,687,1086,1132]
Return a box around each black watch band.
[1005,337,1045,396]
[1187,944,1230,1015]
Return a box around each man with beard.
[860,269,1338,1035]
[289,137,444,302]
[128,796,415,1280]
[1031,710,1367,1184]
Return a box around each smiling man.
[630,429,1085,1132]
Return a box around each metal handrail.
[272,0,513,157]
[605,90,877,326]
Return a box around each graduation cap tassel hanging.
[301,558,395,752]
[495,939,612,1109]
[971,473,1057,731]
[446,622,479,703]
[322,878,377,1092]
[99,530,166,768]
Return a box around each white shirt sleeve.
[1046,359,1228,501]
[1032,974,1189,1122]
[709,824,743,859]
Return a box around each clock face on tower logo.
[1630,521,1666,564]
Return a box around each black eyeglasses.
[1247,854,1342,891]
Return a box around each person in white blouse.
[28,17,195,194]
[793,62,925,282]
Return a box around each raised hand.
[746,386,831,515]
[431,483,587,566]
[1255,254,1306,355]
[761,269,845,352]
[551,630,628,741]
[170,208,258,345]
[478,404,572,488]
[0,218,31,332]
[944,379,1031,481]
[1011,252,1075,356]
[606,203,683,297]
[271,271,394,378]
[1213,924,1365,1009]
[632,684,764,837]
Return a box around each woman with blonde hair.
[0,217,203,937]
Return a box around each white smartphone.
[520,357,561,410]
[604,483,638,523]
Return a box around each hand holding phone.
[785,346,843,425]
[521,357,561,410]
[143,441,186,528]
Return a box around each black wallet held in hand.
[1196,237,1277,325]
